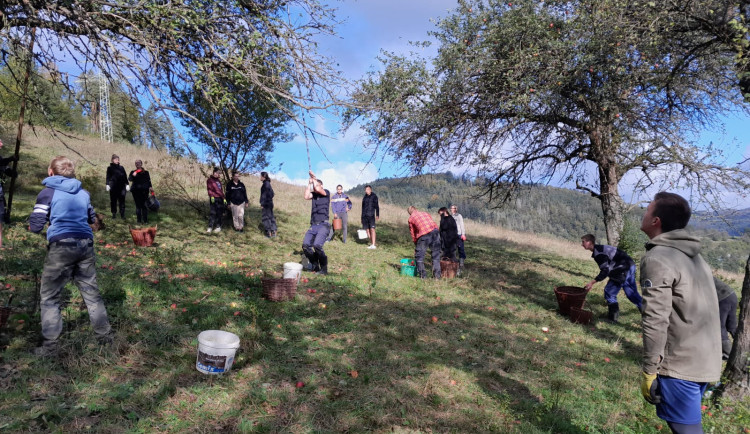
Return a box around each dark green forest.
[350,173,750,273]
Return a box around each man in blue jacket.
[29,156,113,356]
[581,233,643,322]
[328,184,352,242]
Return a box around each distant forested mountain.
[349,173,616,242]
[350,173,750,273]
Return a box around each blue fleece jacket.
[30,176,96,242]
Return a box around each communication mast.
[98,70,113,142]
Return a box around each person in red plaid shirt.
[408,206,441,279]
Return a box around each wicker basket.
[570,306,594,325]
[261,278,298,302]
[130,225,157,247]
[554,286,589,315]
[440,259,459,278]
[0,306,10,329]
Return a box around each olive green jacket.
[640,229,721,382]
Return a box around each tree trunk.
[597,162,625,246]
[720,254,750,400]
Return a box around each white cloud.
[272,171,309,186]
[316,161,379,191]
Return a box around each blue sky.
[270,0,750,209]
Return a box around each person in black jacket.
[0,138,19,247]
[260,171,277,237]
[361,185,379,249]
[128,159,153,224]
[226,172,249,232]
[438,207,458,262]
[105,154,128,219]
[581,233,643,322]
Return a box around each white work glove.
[126,185,131,192]
[105,185,111,192]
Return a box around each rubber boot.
[722,339,732,360]
[457,258,464,277]
[607,303,620,323]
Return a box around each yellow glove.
[640,372,660,404]
[210,197,215,204]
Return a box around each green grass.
[0,133,748,432]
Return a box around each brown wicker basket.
[0,306,10,329]
[554,286,589,315]
[261,278,298,302]
[570,306,594,325]
[130,225,157,247]
[440,259,459,278]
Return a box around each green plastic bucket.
[400,259,416,276]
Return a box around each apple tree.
[344,0,750,245]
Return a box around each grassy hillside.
[0,128,747,432]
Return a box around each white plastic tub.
[196,330,240,374]
[283,262,303,283]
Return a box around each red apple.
[296,381,304,388]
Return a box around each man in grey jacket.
[639,192,721,434]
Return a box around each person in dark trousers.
[581,233,643,322]
[361,185,380,249]
[105,154,128,219]
[714,276,738,360]
[438,207,458,262]
[226,172,249,232]
[29,156,112,357]
[260,171,277,237]
[639,192,721,434]
[328,184,352,242]
[128,159,153,224]
[0,138,18,248]
[408,206,441,279]
[302,171,330,275]
[450,205,467,273]
[206,167,225,233]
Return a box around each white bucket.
[283,262,303,283]
[357,229,368,240]
[196,330,240,375]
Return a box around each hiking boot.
[33,343,60,358]
[607,303,620,323]
[316,267,328,276]
[97,332,114,346]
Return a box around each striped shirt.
[408,211,438,242]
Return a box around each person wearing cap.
[128,159,153,224]
[408,206,441,279]
[0,138,19,248]
[105,154,128,219]
[206,167,225,233]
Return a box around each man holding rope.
[302,171,330,275]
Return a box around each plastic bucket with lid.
[196,330,240,374]
[283,262,304,283]
[357,229,368,240]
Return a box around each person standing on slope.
[361,185,379,249]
